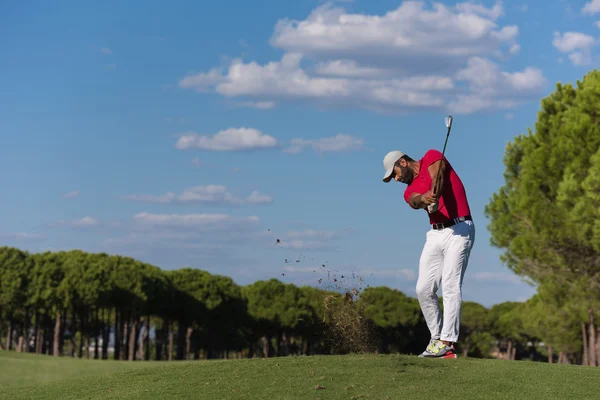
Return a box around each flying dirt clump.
[315,262,378,355]
[322,290,378,355]
[272,232,378,354]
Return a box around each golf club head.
[445,115,453,129]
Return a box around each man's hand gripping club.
[408,188,439,210]
[426,158,445,213]
[427,192,439,213]
[408,159,444,212]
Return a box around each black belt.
[432,215,472,230]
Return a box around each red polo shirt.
[403,149,471,224]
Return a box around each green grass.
[2,352,600,399]
[0,351,166,389]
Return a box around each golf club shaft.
[432,132,450,196]
[432,116,452,197]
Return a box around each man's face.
[393,159,414,184]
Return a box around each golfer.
[381,149,475,358]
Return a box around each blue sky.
[2,0,600,307]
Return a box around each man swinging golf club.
[381,117,475,359]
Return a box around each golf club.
[427,115,453,213]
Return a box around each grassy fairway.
[0,351,166,389]
[2,353,600,400]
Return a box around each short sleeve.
[403,187,412,204]
[422,149,444,167]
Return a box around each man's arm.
[428,159,447,197]
[409,192,428,209]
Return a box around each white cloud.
[179,1,545,114]
[269,1,516,65]
[455,0,504,20]
[272,229,347,250]
[176,128,365,156]
[398,269,417,280]
[552,31,595,52]
[123,193,176,204]
[286,229,338,238]
[471,271,524,285]
[456,57,545,92]
[596,20,600,28]
[314,60,390,78]
[95,212,268,268]
[358,268,416,280]
[75,216,98,226]
[569,51,592,66]
[181,53,455,112]
[132,212,259,228]
[582,0,600,15]
[175,127,278,151]
[42,211,346,278]
[100,213,341,261]
[277,240,328,250]
[101,47,112,55]
[182,53,352,99]
[63,190,80,199]
[55,216,98,227]
[122,185,273,206]
[246,191,273,204]
[179,68,224,92]
[284,134,364,154]
[283,266,321,274]
[0,232,47,242]
[448,56,546,113]
[242,101,276,109]
[552,31,597,66]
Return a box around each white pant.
[415,219,475,343]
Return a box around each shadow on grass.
[394,357,453,373]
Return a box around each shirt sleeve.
[422,149,444,167]
[403,187,411,204]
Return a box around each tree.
[521,283,583,364]
[241,279,312,357]
[359,286,427,354]
[485,70,600,364]
[28,251,67,356]
[296,285,332,355]
[0,247,34,352]
[485,70,600,287]
[458,301,494,358]
[489,302,528,360]
[168,268,248,360]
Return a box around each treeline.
[0,245,593,364]
[0,246,423,361]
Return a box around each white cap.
[382,150,405,182]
